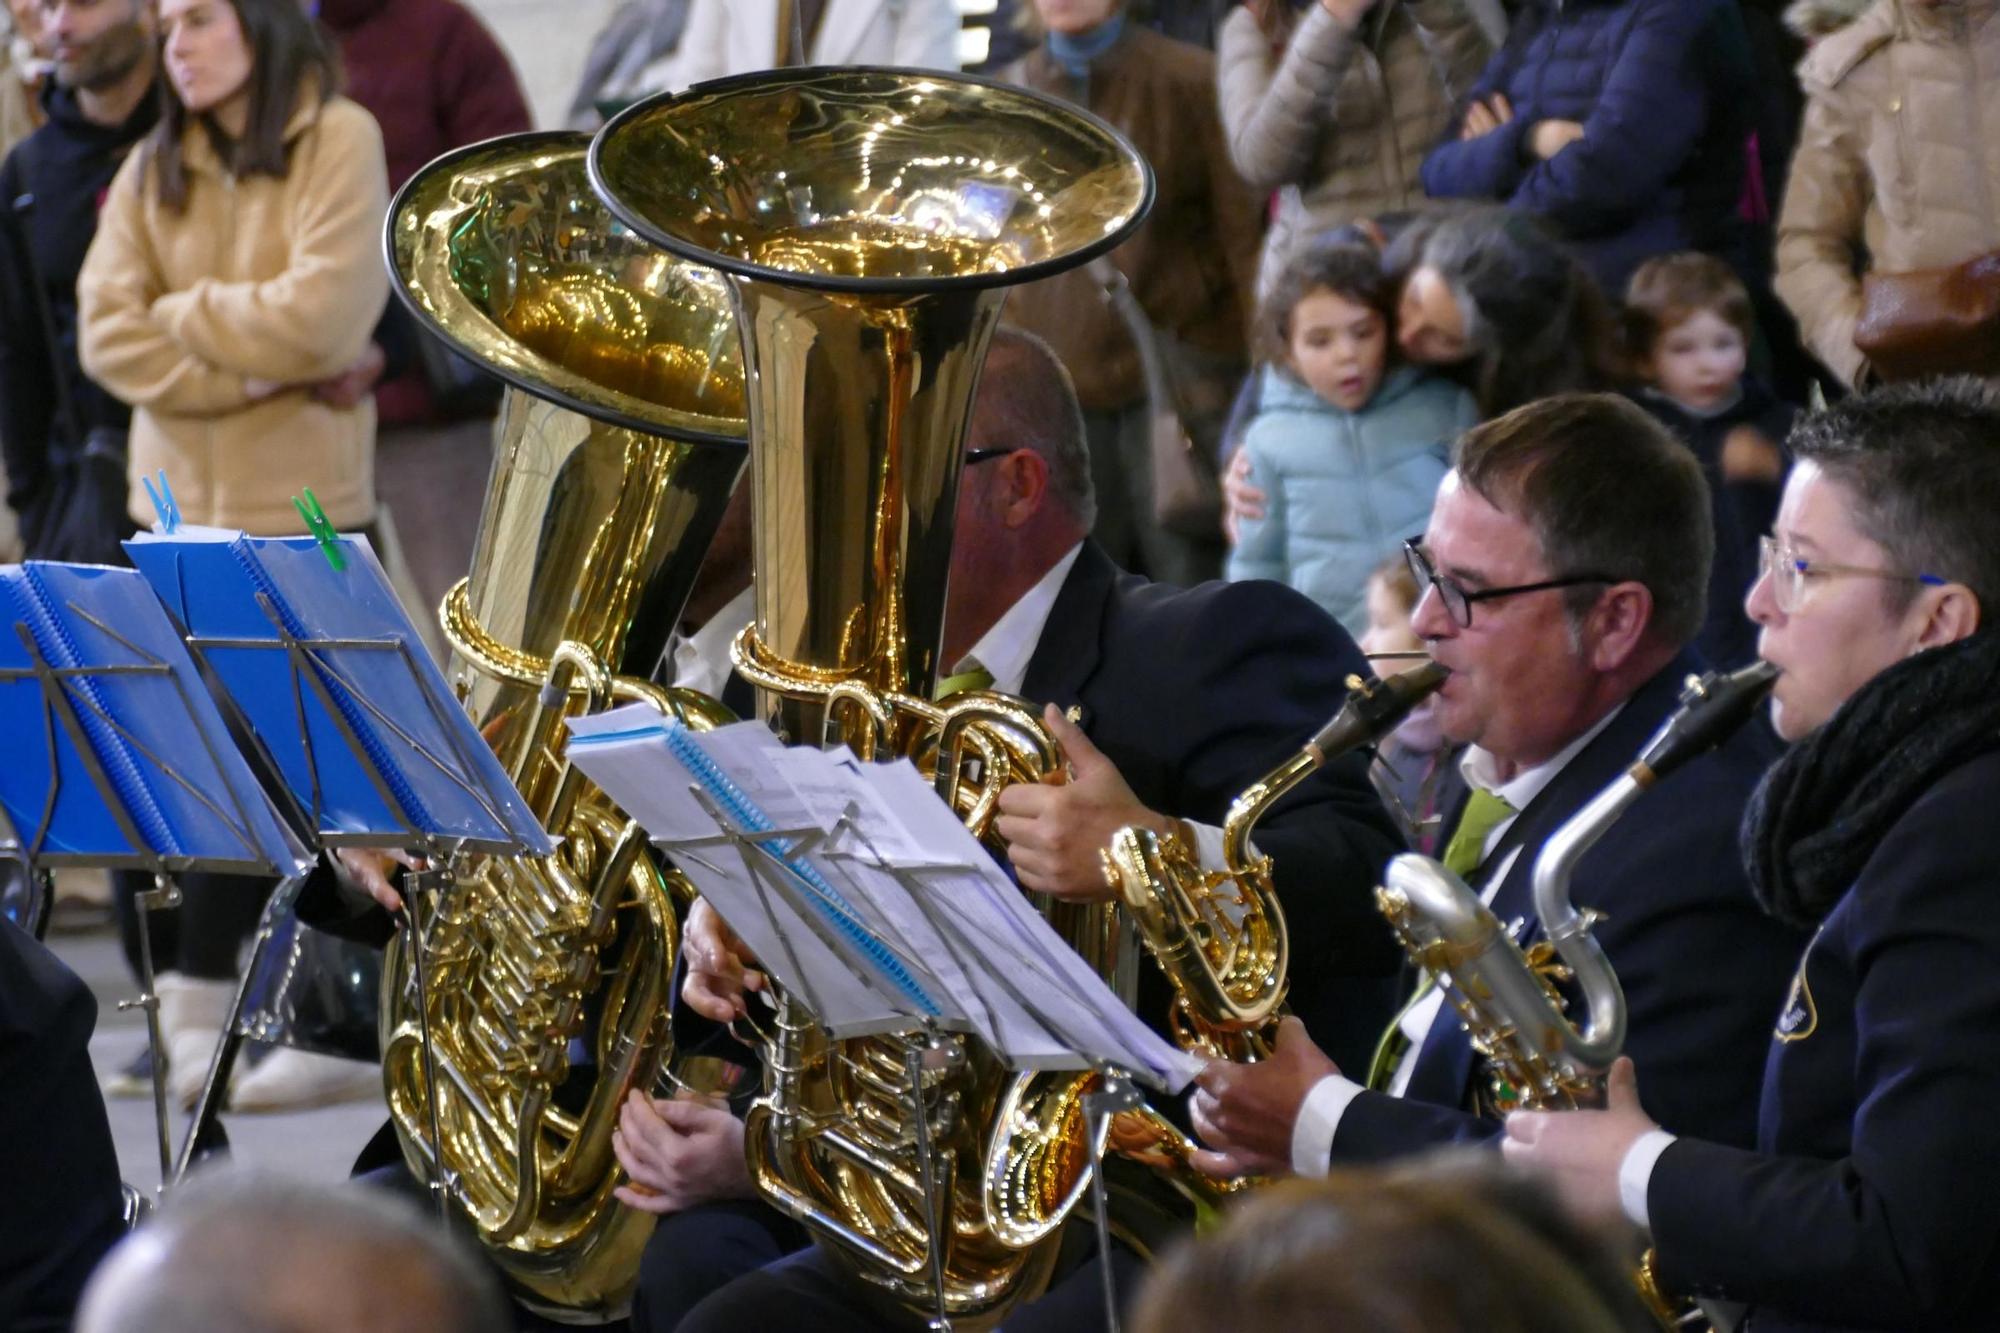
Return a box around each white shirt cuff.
[1290,1073,1365,1178]
[1618,1128,1677,1230]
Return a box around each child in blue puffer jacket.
[1225,242,1478,639]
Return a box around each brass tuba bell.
[380,130,747,1319]
[591,69,1152,1326]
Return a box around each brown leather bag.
[1855,250,2000,383]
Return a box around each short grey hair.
[1787,375,2000,617]
[76,1169,509,1333]
[975,326,1098,528]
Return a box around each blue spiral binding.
[14,567,180,857]
[660,721,939,1017]
[229,541,437,833]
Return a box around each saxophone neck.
[1224,661,1452,864]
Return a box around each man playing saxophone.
[1504,379,2000,1332]
[627,327,1409,1332]
[1189,394,1803,1181]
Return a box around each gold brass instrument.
[590,69,1152,1326]
[1375,661,1779,1327]
[988,665,1454,1223]
[379,131,748,1319]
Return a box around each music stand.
[0,562,312,1188]
[124,528,552,1211]
[565,712,1197,1332]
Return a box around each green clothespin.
[291,487,346,572]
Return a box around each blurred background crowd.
[1,0,1994,1326]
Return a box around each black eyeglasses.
[965,447,1022,466]
[1402,538,1623,629]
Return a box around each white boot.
[154,972,236,1111]
[229,1048,382,1113]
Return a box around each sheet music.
[124,528,550,855]
[0,562,310,875]
[566,707,1203,1092]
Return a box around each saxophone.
[590,69,1154,1328]
[1374,660,1778,1324]
[976,664,1452,1220]
[377,132,748,1318]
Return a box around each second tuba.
[590,69,1153,1327]
[379,131,747,1318]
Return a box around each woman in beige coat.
[1216,0,1494,301]
[79,0,389,537]
[76,0,390,1115]
[1775,0,2000,389]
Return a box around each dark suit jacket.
[0,919,125,1333]
[1332,651,1806,1161]
[1021,542,1407,1070]
[1647,748,2000,1332]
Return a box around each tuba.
[379,131,748,1318]
[590,69,1152,1326]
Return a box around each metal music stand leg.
[1085,1067,1142,1333]
[120,872,182,1189]
[405,845,454,1227]
[175,874,305,1183]
[905,1029,952,1333]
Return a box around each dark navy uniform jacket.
[1331,651,1806,1161]
[1649,747,2000,1331]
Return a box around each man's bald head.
[77,1171,508,1333]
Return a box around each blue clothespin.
[291,487,346,572]
[142,469,181,533]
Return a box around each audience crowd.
[6,0,2000,1329]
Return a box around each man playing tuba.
[641,327,1407,1333]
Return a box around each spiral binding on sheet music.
[13,565,181,856]
[228,540,438,833]
[659,720,940,1017]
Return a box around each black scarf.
[1742,631,2000,929]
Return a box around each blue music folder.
[0,561,310,875]
[125,528,552,857]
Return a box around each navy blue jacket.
[1025,540,1407,1071]
[1330,651,1805,1161]
[1419,0,1747,294]
[1628,380,1795,673]
[1647,748,2000,1332]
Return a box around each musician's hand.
[1527,117,1586,161]
[995,704,1173,904]
[332,846,425,913]
[1187,1017,1336,1178]
[612,1090,754,1214]
[1459,93,1514,140]
[1222,448,1266,545]
[1500,1056,1656,1230]
[682,897,765,1023]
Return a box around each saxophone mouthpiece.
[1307,660,1450,762]
[1631,659,1780,786]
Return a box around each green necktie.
[1364,785,1516,1089]
[1440,786,1517,880]
[934,664,994,700]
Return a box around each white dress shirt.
[957,542,1241,874]
[665,585,755,700]
[1287,706,1625,1177]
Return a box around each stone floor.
[48,901,390,1197]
